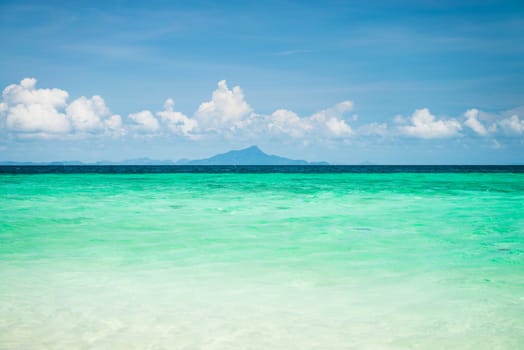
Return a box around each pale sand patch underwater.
[1,171,523,349]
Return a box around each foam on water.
[1,172,523,349]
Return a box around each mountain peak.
[237,145,263,153]
[183,145,322,165]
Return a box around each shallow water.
[1,171,523,349]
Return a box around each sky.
[0,0,523,164]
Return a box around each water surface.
[1,168,523,349]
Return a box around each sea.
[1,166,523,349]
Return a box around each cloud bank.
[0,78,123,139]
[1,78,523,142]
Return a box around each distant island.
[177,146,328,165]
[0,146,329,166]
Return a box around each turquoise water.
[1,172,523,349]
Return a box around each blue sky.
[0,0,523,163]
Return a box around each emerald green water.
[1,173,523,349]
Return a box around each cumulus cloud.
[6,102,71,135]
[398,108,462,138]
[0,78,405,141]
[2,78,70,135]
[310,101,354,137]
[464,109,488,136]
[3,78,68,108]
[267,109,312,138]
[461,107,523,137]
[195,80,252,131]
[499,115,524,135]
[157,98,198,137]
[262,101,354,139]
[190,80,354,139]
[67,96,107,131]
[2,77,522,144]
[324,117,353,136]
[66,95,124,136]
[103,114,124,133]
[0,78,123,138]
[128,110,160,133]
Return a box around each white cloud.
[267,109,312,138]
[157,98,198,137]
[3,78,69,108]
[464,108,488,136]
[104,114,124,135]
[398,108,462,138]
[3,78,521,145]
[1,78,123,138]
[66,95,124,136]
[0,78,395,141]
[324,117,352,136]
[499,115,524,135]
[191,81,353,139]
[2,78,70,135]
[460,107,524,137]
[262,101,354,139]
[311,101,354,120]
[128,110,160,133]
[310,101,354,137]
[66,96,107,131]
[195,80,252,131]
[5,102,71,135]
